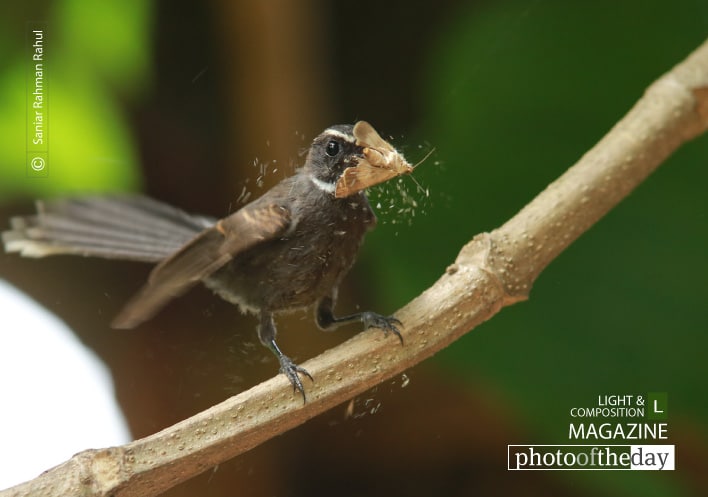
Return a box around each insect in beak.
[335,121,414,198]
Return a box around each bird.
[3,121,414,400]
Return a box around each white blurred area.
[0,279,132,489]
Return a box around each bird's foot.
[361,312,404,344]
[279,355,313,403]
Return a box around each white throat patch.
[309,174,336,194]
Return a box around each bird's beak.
[334,121,413,198]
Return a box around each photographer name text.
[31,29,45,146]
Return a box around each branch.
[4,38,708,497]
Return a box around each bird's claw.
[362,312,404,344]
[279,355,313,403]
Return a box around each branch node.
[455,232,529,305]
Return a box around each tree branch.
[4,38,708,497]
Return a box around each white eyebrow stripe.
[309,174,336,194]
[323,128,356,143]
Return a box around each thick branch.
[4,38,708,497]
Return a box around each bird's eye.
[325,140,340,157]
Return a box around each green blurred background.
[1,1,707,496]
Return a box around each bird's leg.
[257,311,313,402]
[315,295,403,344]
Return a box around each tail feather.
[3,195,216,263]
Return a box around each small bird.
[3,121,414,400]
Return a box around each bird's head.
[305,121,413,198]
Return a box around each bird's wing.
[112,203,291,328]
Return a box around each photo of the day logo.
[507,392,674,471]
[508,445,675,471]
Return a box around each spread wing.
[112,203,291,328]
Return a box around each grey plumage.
[2,121,410,400]
[2,195,214,262]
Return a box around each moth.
[335,121,414,198]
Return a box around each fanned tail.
[2,195,215,263]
